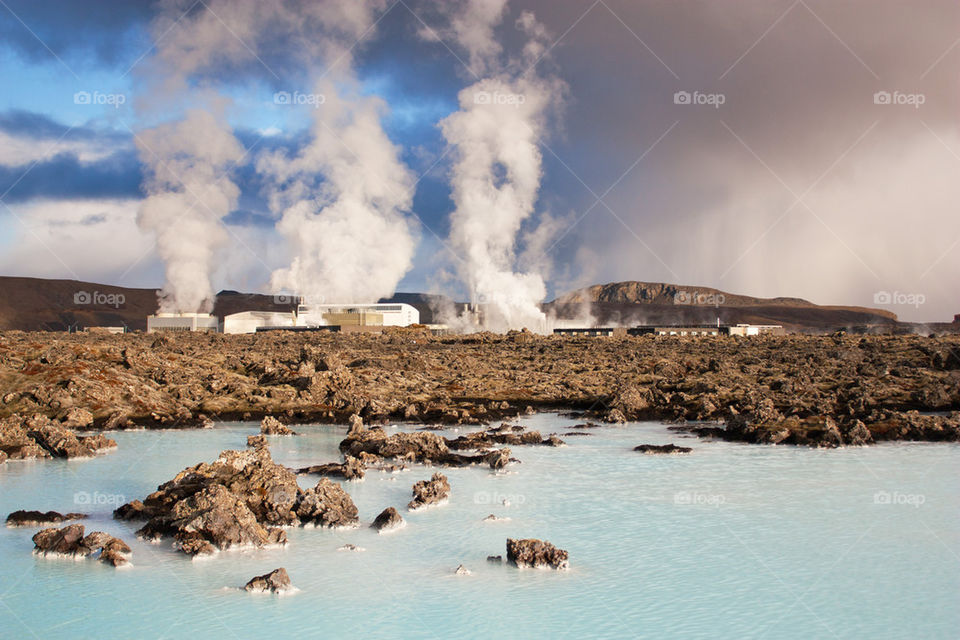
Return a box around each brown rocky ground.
[0,329,958,450]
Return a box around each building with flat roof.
[296,303,419,328]
[223,310,296,334]
[147,313,220,333]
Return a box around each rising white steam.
[258,81,416,304]
[136,109,244,313]
[138,0,405,311]
[435,3,564,332]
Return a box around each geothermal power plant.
[146,302,422,334]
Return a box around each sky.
[0,0,957,322]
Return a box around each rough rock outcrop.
[506,538,569,570]
[246,434,267,449]
[633,443,692,454]
[260,416,296,436]
[6,510,87,527]
[340,428,507,467]
[446,425,564,450]
[0,414,114,463]
[370,507,404,532]
[32,524,131,566]
[244,568,292,594]
[408,473,450,510]
[297,456,365,480]
[114,447,357,555]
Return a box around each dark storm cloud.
[0,149,142,202]
[0,0,152,67]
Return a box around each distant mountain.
[0,276,953,334]
[547,281,910,333]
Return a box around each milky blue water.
[1,414,957,639]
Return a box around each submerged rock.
[297,456,365,480]
[408,473,450,510]
[339,428,511,468]
[246,434,267,449]
[506,538,569,570]
[454,564,471,576]
[633,443,692,454]
[487,555,503,563]
[337,543,365,552]
[244,568,292,594]
[6,510,88,527]
[370,507,404,532]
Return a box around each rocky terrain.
[113,447,359,556]
[506,538,569,570]
[0,331,958,450]
[243,568,293,594]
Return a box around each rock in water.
[506,538,569,570]
[6,510,88,527]
[246,434,267,449]
[260,416,296,435]
[244,568,292,594]
[347,413,364,437]
[633,443,692,454]
[114,447,358,555]
[337,543,365,552]
[370,507,404,532]
[454,564,471,575]
[487,555,503,563]
[408,473,450,510]
[32,524,131,566]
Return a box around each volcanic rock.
[260,416,295,435]
[370,507,404,532]
[633,443,692,454]
[6,510,88,527]
[244,568,292,594]
[506,538,569,570]
[32,524,131,566]
[408,473,450,510]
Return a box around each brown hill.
[548,281,901,333]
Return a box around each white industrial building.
[146,313,221,333]
[222,310,297,335]
[295,303,420,328]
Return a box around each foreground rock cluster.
[32,524,131,566]
[0,331,957,448]
[113,447,359,555]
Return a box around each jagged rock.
[633,443,692,454]
[487,555,503,563]
[338,543,365,552]
[244,568,292,594]
[454,564,471,575]
[32,524,131,566]
[297,456,365,480]
[6,510,87,527]
[32,523,89,556]
[408,473,450,510]
[115,447,356,555]
[260,416,295,435]
[294,478,359,528]
[347,413,364,437]
[1,414,113,460]
[61,408,94,429]
[247,434,267,449]
[484,448,511,470]
[340,428,494,467]
[370,507,404,532]
[506,538,569,570]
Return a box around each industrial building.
[147,313,221,333]
[222,310,296,335]
[295,303,419,328]
[553,323,784,338]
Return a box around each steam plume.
[435,2,564,332]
